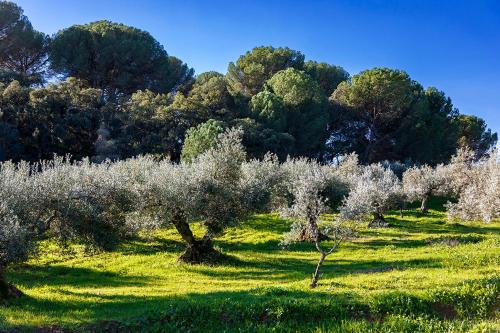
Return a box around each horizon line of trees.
[0,1,497,165]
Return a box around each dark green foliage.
[394,87,459,165]
[0,1,496,165]
[50,20,193,98]
[330,68,496,164]
[266,68,330,157]
[181,119,225,162]
[453,114,498,160]
[250,90,288,132]
[0,78,101,162]
[230,118,295,160]
[114,90,181,159]
[0,1,49,86]
[304,60,350,96]
[227,46,305,97]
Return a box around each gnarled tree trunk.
[420,195,429,213]
[171,211,221,264]
[298,224,328,243]
[0,267,23,302]
[368,212,389,228]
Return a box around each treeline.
[0,1,497,164]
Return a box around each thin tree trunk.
[310,253,326,288]
[420,195,429,213]
[400,201,406,218]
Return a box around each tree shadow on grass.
[240,214,291,234]
[354,238,428,249]
[7,265,152,289]
[2,288,366,331]
[182,255,443,282]
[116,236,185,256]
[6,279,488,332]
[381,216,499,236]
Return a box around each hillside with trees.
[0,2,496,165]
[0,2,499,332]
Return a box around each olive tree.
[340,164,403,227]
[35,156,142,251]
[280,160,354,288]
[240,153,284,213]
[0,161,46,300]
[139,128,279,263]
[443,149,499,223]
[0,204,30,300]
[439,148,476,197]
[402,164,446,213]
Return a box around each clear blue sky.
[15,0,500,136]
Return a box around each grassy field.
[1,199,499,332]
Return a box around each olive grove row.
[1,129,498,297]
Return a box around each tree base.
[178,239,224,264]
[368,218,389,228]
[0,280,23,302]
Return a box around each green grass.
[1,199,499,332]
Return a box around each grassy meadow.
[1,199,499,332]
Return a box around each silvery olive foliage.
[279,157,356,288]
[281,157,351,212]
[0,161,44,271]
[444,149,499,222]
[135,127,283,260]
[240,153,284,212]
[438,148,477,197]
[36,156,141,250]
[402,164,446,212]
[280,159,329,244]
[333,153,363,189]
[280,154,364,245]
[340,163,403,224]
[138,128,247,237]
[0,204,31,270]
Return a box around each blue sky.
[15,0,500,136]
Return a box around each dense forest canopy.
[0,1,497,164]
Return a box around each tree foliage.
[0,78,101,162]
[304,60,349,96]
[340,163,403,227]
[453,115,498,160]
[441,148,499,222]
[181,119,225,163]
[226,46,304,97]
[403,164,446,212]
[0,2,497,171]
[0,1,49,86]
[50,20,193,98]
